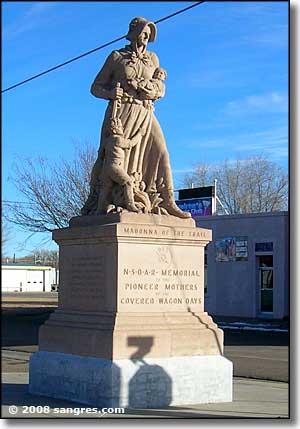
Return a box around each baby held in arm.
[128,67,167,101]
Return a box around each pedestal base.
[29,351,232,408]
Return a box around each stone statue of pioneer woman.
[81,16,190,219]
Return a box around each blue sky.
[2,1,289,256]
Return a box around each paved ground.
[223,328,289,382]
[1,372,289,418]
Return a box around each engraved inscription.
[165,284,198,291]
[120,297,155,304]
[158,297,202,305]
[124,268,157,276]
[123,268,201,277]
[123,227,159,236]
[118,239,206,311]
[70,256,105,302]
[125,283,159,290]
[162,269,200,277]
[120,225,210,240]
[120,263,203,308]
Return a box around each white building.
[2,264,57,292]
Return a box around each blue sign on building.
[176,197,212,217]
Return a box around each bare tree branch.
[181,155,288,214]
[4,141,97,233]
[2,219,13,255]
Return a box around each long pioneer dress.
[82,45,189,218]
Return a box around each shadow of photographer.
[127,336,172,408]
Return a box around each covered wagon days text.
[120,267,202,306]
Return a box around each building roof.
[195,211,288,222]
[2,264,53,270]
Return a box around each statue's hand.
[109,86,124,100]
[128,79,138,90]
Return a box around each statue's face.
[136,26,151,47]
[154,69,166,80]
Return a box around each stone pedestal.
[29,213,232,407]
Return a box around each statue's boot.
[124,185,139,213]
[160,188,191,218]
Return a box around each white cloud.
[3,3,56,40]
[225,92,288,115]
[172,168,194,174]
[184,126,288,163]
[237,127,288,161]
[186,139,226,150]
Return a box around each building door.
[258,255,273,313]
[25,270,44,292]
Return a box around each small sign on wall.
[215,236,248,262]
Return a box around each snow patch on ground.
[217,322,288,333]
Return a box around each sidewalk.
[2,372,289,419]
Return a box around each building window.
[255,242,273,252]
